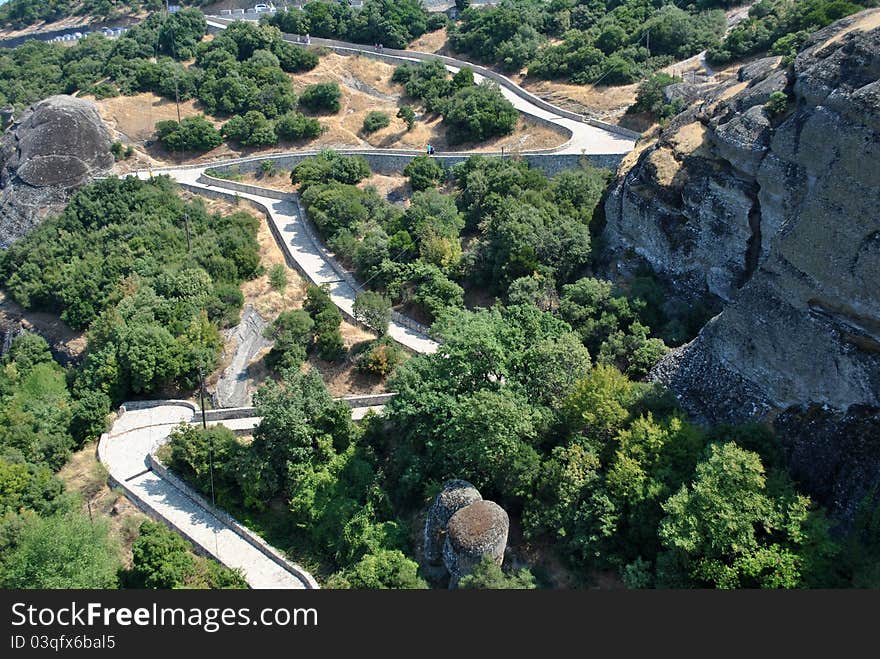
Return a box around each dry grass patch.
[409,28,451,54]
[57,444,148,568]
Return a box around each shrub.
[275,111,323,141]
[397,105,416,130]
[629,73,682,119]
[263,309,314,373]
[353,290,392,336]
[404,155,445,191]
[221,110,278,147]
[362,110,390,134]
[765,91,789,117]
[443,82,518,145]
[356,337,403,378]
[155,115,223,152]
[291,151,371,189]
[299,82,342,113]
[268,264,287,291]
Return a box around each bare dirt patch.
[288,53,568,153]
[519,77,640,125]
[101,52,567,169]
[0,289,86,361]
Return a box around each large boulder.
[442,499,509,587]
[0,95,114,248]
[423,479,482,566]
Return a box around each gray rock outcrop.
[423,479,483,566]
[0,95,114,248]
[423,479,510,586]
[442,499,509,587]
[603,10,880,425]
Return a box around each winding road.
[101,16,641,589]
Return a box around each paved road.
[99,400,388,589]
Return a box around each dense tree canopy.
[266,0,433,50]
[0,176,259,402]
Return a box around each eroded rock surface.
[0,95,114,248]
[604,11,880,425]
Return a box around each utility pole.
[183,212,191,252]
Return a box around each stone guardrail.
[148,452,319,589]
[97,399,319,589]
[205,15,641,141]
[200,393,397,423]
[198,172,437,341]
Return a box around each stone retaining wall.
[200,393,397,423]
[201,147,622,178]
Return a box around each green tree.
[155,115,223,152]
[275,111,322,141]
[362,110,390,134]
[0,511,119,588]
[403,155,445,191]
[263,309,314,373]
[299,82,342,113]
[458,555,537,589]
[443,82,518,144]
[353,291,392,336]
[657,442,834,589]
[123,521,247,589]
[396,105,416,130]
[327,549,427,589]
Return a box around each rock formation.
[423,479,509,586]
[0,95,114,249]
[443,499,509,587]
[424,479,482,567]
[603,10,880,426]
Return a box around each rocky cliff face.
[0,95,114,249]
[603,11,880,427]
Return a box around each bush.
[155,115,223,152]
[458,555,537,589]
[263,309,314,373]
[629,73,683,119]
[765,90,789,117]
[443,82,518,145]
[356,337,403,378]
[268,263,287,292]
[353,290,392,336]
[396,105,416,130]
[291,151,371,189]
[275,111,323,141]
[299,82,342,113]
[403,155,445,191]
[362,111,390,134]
[221,110,278,147]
